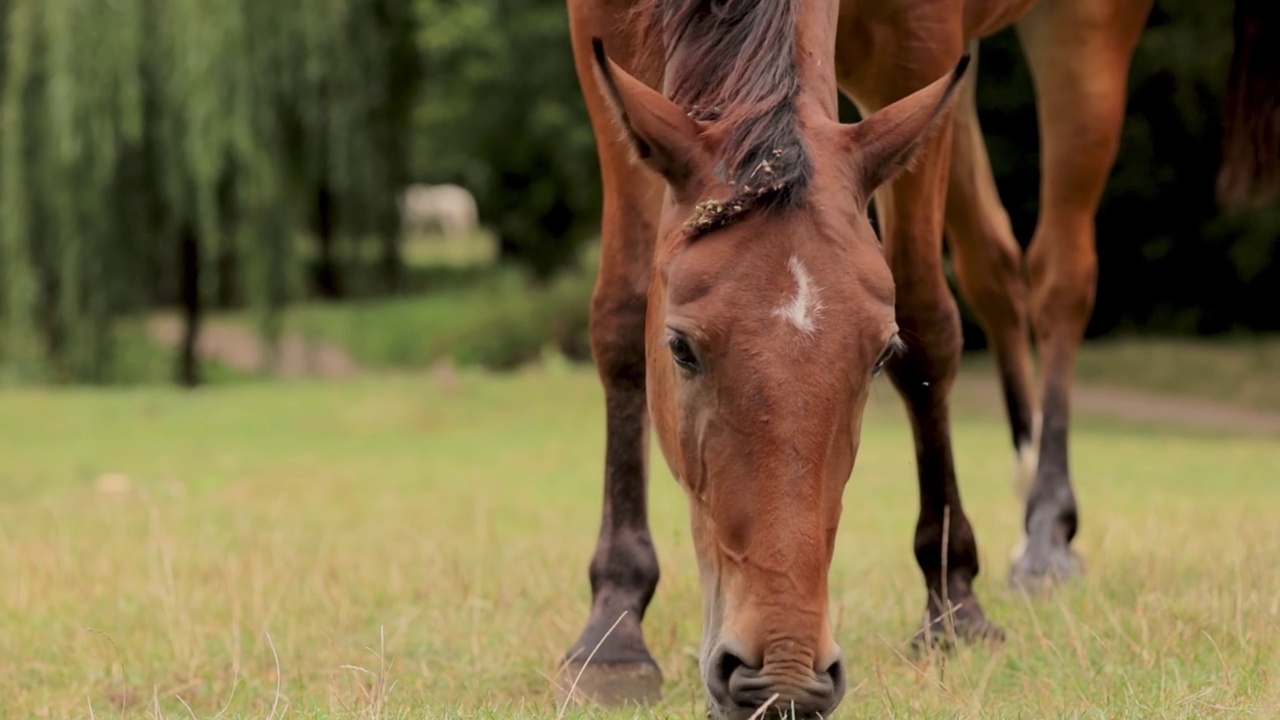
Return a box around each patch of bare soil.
[952,374,1280,437]
[147,315,1280,436]
[146,315,361,380]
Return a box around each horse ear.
[591,37,709,201]
[844,55,971,197]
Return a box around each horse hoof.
[911,604,1006,655]
[1008,545,1084,594]
[553,660,663,709]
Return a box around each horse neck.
[794,0,842,121]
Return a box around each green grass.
[399,230,499,269]
[283,261,594,370]
[108,321,253,387]
[959,334,1280,413]
[1071,336,1280,412]
[1,366,1278,718]
[282,258,1280,413]
[0,320,250,388]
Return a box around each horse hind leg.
[557,0,665,707]
[1009,0,1154,591]
[943,41,1040,520]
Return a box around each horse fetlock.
[1008,542,1084,593]
[914,586,1005,653]
[1025,477,1079,545]
[1008,503,1084,591]
[913,515,981,579]
[588,535,660,606]
[567,602,656,663]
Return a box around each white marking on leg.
[1010,412,1042,563]
[775,255,822,334]
[1012,412,1042,501]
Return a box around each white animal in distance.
[399,183,479,239]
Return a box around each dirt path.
[951,374,1280,437]
[147,316,1280,436]
[146,315,362,380]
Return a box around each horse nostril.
[707,647,749,704]
[718,649,746,683]
[825,656,847,698]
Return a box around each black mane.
[638,0,812,234]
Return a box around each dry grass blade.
[86,627,127,718]
[876,632,959,701]
[337,625,396,719]
[175,694,198,720]
[1201,629,1235,692]
[746,692,780,720]
[212,670,240,720]
[265,631,283,720]
[1177,686,1214,706]
[555,610,628,720]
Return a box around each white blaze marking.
[775,255,822,334]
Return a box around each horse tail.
[1217,0,1280,211]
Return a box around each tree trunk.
[379,233,402,295]
[176,225,201,388]
[216,248,240,309]
[496,233,522,266]
[313,186,342,298]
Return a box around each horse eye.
[668,334,700,373]
[872,339,901,376]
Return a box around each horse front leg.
[559,0,665,705]
[839,71,1004,652]
[879,137,1006,648]
[837,3,1005,645]
[561,262,663,704]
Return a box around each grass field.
[3,364,1279,719]
[960,336,1280,414]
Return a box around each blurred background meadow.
[0,0,1276,387]
[1,0,1278,718]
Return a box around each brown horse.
[560,0,1279,717]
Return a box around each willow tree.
[0,0,419,385]
[0,0,149,383]
[270,0,420,299]
[414,0,599,281]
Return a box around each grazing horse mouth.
[703,638,847,719]
[724,675,841,712]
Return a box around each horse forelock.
[635,0,813,236]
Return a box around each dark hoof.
[911,600,1005,655]
[553,659,663,709]
[1008,542,1084,594]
